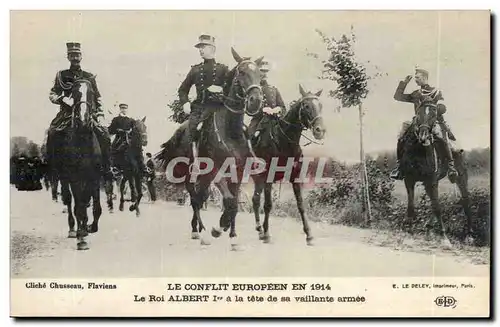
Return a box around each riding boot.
[442,137,458,180]
[390,137,405,180]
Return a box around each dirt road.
[10,186,489,278]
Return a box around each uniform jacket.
[177,59,229,108]
[393,80,446,115]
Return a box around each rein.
[275,95,324,146]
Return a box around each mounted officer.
[177,34,229,170]
[247,60,286,146]
[390,67,458,180]
[108,103,147,175]
[47,42,113,181]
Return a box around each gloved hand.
[62,96,74,107]
[183,102,191,114]
[262,107,273,114]
[207,85,223,93]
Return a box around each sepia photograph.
[8,9,491,317]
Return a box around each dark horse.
[48,78,105,250]
[155,48,264,249]
[400,101,473,248]
[112,117,148,217]
[248,85,326,245]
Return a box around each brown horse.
[400,101,473,247]
[248,85,326,245]
[156,48,264,249]
[48,78,104,250]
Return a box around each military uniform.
[108,110,147,175]
[179,58,229,144]
[46,42,112,181]
[248,61,286,145]
[177,35,229,157]
[391,72,457,180]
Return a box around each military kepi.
[195,34,215,48]
[66,42,81,54]
[415,67,429,77]
[119,103,128,108]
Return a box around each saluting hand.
[403,75,412,83]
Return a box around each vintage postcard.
[9,10,491,317]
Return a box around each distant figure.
[145,152,157,203]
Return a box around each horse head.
[70,78,96,129]
[226,47,264,116]
[132,116,148,148]
[290,84,326,140]
[415,100,440,147]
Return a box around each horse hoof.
[68,231,77,238]
[258,232,265,240]
[119,204,124,211]
[109,208,114,214]
[62,208,67,213]
[77,241,89,251]
[200,237,211,246]
[87,223,98,234]
[136,210,140,217]
[191,232,200,240]
[129,205,135,211]
[263,235,271,244]
[211,227,222,238]
[306,237,315,246]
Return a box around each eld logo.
[434,296,457,309]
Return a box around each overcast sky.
[10,10,490,162]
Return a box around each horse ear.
[231,47,243,63]
[315,89,323,97]
[141,116,146,123]
[299,84,307,97]
[254,56,264,66]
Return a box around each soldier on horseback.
[247,60,286,146]
[390,67,458,180]
[46,42,113,181]
[177,34,229,170]
[108,103,147,175]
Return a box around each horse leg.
[70,182,89,250]
[119,178,126,211]
[455,153,474,244]
[424,181,452,249]
[211,178,233,238]
[62,180,76,238]
[292,182,313,245]
[262,183,273,243]
[130,174,142,217]
[88,181,102,233]
[227,182,241,251]
[51,177,58,202]
[252,181,265,240]
[129,176,137,203]
[404,178,416,234]
[186,182,200,239]
[104,179,114,213]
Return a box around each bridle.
[224,60,262,115]
[70,79,95,128]
[275,95,324,146]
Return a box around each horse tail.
[155,125,187,171]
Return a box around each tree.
[309,27,385,226]
[27,141,40,158]
[166,97,189,124]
